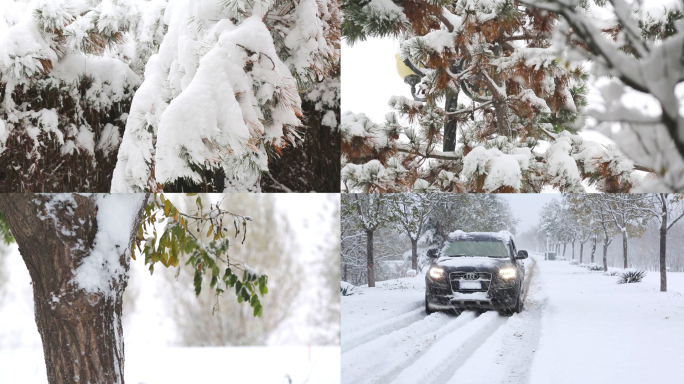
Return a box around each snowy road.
[342,253,684,384]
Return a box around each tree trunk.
[602,239,609,272]
[0,194,146,384]
[443,94,458,152]
[343,262,347,282]
[562,243,566,257]
[571,241,575,259]
[622,229,628,269]
[660,204,668,292]
[367,229,375,288]
[579,242,583,264]
[591,237,597,263]
[411,238,418,270]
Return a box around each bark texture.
[0,194,146,384]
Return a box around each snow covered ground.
[342,253,684,384]
[0,345,340,384]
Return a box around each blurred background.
[0,193,340,384]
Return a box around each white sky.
[501,194,560,234]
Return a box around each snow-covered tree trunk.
[562,243,566,257]
[579,242,584,264]
[602,238,610,272]
[366,229,375,288]
[0,194,146,384]
[591,237,597,264]
[659,203,668,292]
[622,229,629,269]
[411,237,418,271]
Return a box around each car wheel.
[513,290,524,313]
[425,294,434,315]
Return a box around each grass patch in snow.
[617,270,646,284]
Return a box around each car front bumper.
[426,283,518,311]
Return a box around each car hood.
[434,256,512,272]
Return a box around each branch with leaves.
[134,193,268,317]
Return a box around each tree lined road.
[342,254,684,384]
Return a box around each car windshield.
[443,240,510,258]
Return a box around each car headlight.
[499,268,516,279]
[428,267,445,279]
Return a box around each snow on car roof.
[446,230,514,244]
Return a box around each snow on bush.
[341,281,356,296]
[586,263,603,271]
[603,270,619,277]
[617,270,646,284]
[112,0,339,192]
[569,260,579,265]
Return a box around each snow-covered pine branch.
[341,0,647,193]
[0,0,164,191]
[112,0,339,192]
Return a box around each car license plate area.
[459,281,482,290]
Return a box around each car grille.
[450,272,492,280]
[449,272,491,293]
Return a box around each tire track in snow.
[390,311,507,384]
[342,307,425,353]
[443,256,545,384]
[523,257,536,304]
[342,311,477,384]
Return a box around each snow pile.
[461,146,530,192]
[72,194,146,298]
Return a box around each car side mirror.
[516,250,528,259]
[427,247,439,258]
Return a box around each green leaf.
[253,304,263,317]
[228,274,238,287]
[240,287,251,303]
[193,270,202,297]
